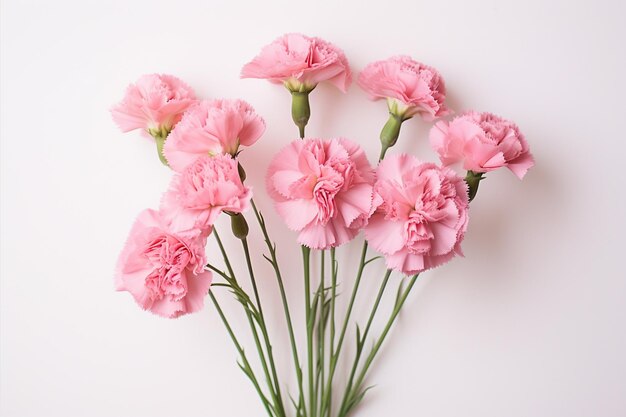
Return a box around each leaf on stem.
[363,256,383,267]
[347,385,376,412]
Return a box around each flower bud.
[230,213,249,240]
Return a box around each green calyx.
[465,170,485,202]
[291,91,311,139]
[379,113,405,158]
[148,127,171,166]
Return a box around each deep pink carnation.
[110,74,197,134]
[429,111,534,179]
[358,56,449,121]
[164,99,265,172]
[115,209,212,318]
[267,138,375,249]
[161,154,252,234]
[241,33,352,93]
[365,154,469,275]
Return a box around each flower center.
[313,170,344,223]
[404,212,433,254]
[143,235,190,301]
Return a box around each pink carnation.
[267,138,375,249]
[358,56,449,121]
[365,154,469,275]
[164,99,265,172]
[429,111,534,179]
[241,33,352,93]
[110,74,197,134]
[115,209,212,318]
[161,154,252,234]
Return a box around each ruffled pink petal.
[183,270,213,315]
[364,214,406,254]
[275,199,318,231]
[385,250,425,276]
[507,151,535,179]
[337,183,374,227]
[239,112,266,147]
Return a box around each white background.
[2,0,625,416]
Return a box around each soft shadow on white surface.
[1,0,625,416]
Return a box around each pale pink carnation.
[358,56,449,121]
[110,74,197,134]
[241,33,352,93]
[267,138,375,249]
[161,154,252,234]
[164,99,265,172]
[115,209,212,318]
[365,154,469,275]
[430,111,534,179]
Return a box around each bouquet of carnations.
[111,33,533,417]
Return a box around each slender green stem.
[315,250,326,415]
[321,241,368,416]
[251,200,307,417]
[209,291,274,417]
[325,247,338,417]
[338,269,392,416]
[340,274,420,417]
[302,246,315,417]
[213,228,281,416]
[242,237,285,416]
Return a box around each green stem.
[338,269,392,416]
[242,237,285,416]
[316,250,326,415]
[322,242,368,416]
[302,246,315,417]
[213,229,281,416]
[209,291,274,417]
[251,200,307,417]
[340,274,420,417]
[325,247,338,417]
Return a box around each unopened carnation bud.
[230,213,249,239]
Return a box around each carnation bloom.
[429,111,534,179]
[110,73,197,135]
[358,56,449,121]
[365,154,469,275]
[267,138,375,249]
[115,209,212,318]
[161,154,252,234]
[163,99,265,172]
[241,33,352,93]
